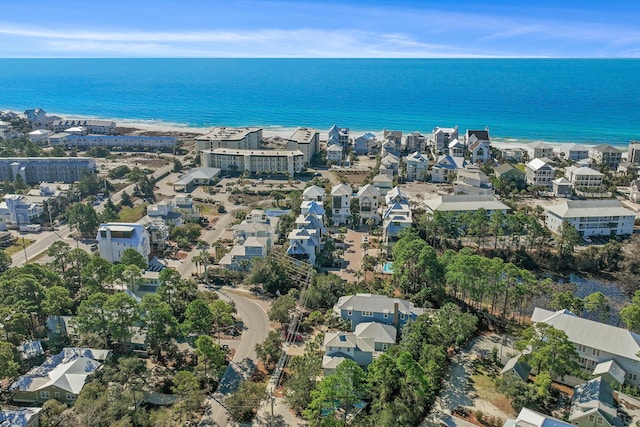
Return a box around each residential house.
[147,200,184,226]
[629,180,640,203]
[424,194,510,216]
[628,142,640,165]
[565,166,604,190]
[552,177,573,197]
[333,293,424,331]
[27,129,52,143]
[500,355,531,382]
[24,108,59,129]
[173,167,220,193]
[353,132,376,155]
[16,341,44,361]
[454,167,494,195]
[0,195,43,230]
[503,407,574,427]
[219,237,269,271]
[432,126,459,154]
[466,129,492,164]
[286,227,320,265]
[495,163,526,187]
[380,153,400,175]
[499,147,526,163]
[405,132,428,153]
[288,128,319,166]
[51,119,116,135]
[405,151,429,181]
[322,322,396,375]
[431,155,468,183]
[194,127,262,151]
[201,149,304,176]
[589,145,622,170]
[525,158,554,189]
[326,144,343,163]
[448,139,465,157]
[527,142,554,160]
[328,125,349,148]
[96,223,151,264]
[569,377,619,427]
[383,130,402,151]
[10,348,111,404]
[382,187,412,244]
[228,209,280,251]
[330,184,352,225]
[300,201,325,223]
[558,143,590,162]
[532,308,640,386]
[372,174,393,196]
[381,140,399,158]
[303,185,326,202]
[0,407,42,427]
[545,200,635,237]
[356,184,380,225]
[0,157,96,184]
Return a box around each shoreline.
[1,107,631,151]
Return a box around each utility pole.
[270,387,275,427]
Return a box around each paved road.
[200,288,270,427]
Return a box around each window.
[400,314,405,320]
[592,348,600,357]
[597,416,603,425]
[347,310,352,316]
[383,313,388,318]
[588,415,595,422]
[362,311,373,317]
[629,373,637,381]
[579,357,586,366]
[382,344,388,350]
[66,393,76,400]
[40,391,50,399]
[578,345,585,352]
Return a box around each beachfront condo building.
[195,127,263,151]
[545,199,635,237]
[287,128,319,166]
[49,134,177,150]
[0,157,96,184]
[201,148,305,175]
[51,119,116,135]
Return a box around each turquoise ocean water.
[0,58,638,146]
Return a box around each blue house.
[333,293,424,331]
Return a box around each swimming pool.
[382,262,393,274]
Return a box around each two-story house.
[431,155,468,183]
[532,308,640,387]
[589,145,622,170]
[330,183,352,225]
[448,139,465,157]
[558,143,590,162]
[466,129,492,164]
[405,151,429,181]
[527,141,554,160]
[353,132,376,155]
[333,293,424,331]
[569,377,620,427]
[303,184,326,202]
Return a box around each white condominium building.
[195,127,263,151]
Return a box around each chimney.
[393,301,399,330]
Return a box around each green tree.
[285,334,324,414]
[255,330,283,372]
[86,146,111,158]
[42,286,73,319]
[0,251,11,274]
[119,248,147,269]
[182,299,213,336]
[194,335,226,389]
[305,359,366,424]
[549,290,584,315]
[268,294,297,325]
[583,291,611,322]
[393,231,444,304]
[76,170,102,197]
[516,323,579,380]
[620,290,640,333]
[558,221,582,261]
[98,206,119,223]
[209,299,235,343]
[225,380,267,423]
[140,294,179,361]
[67,202,100,236]
[0,341,19,379]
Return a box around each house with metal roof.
[382,187,411,244]
[532,308,640,386]
[552,177,573,197]
[405,151,429,181]
[545,200,635,237]
[565,166,604,189]
[569,377,620,427]
[333,293,424,331]
[630,180,640,203]
[172,167,221,192]
[503,407,574,427]
[525,158,554,189]
[353,132,376,155]
[466,129,492,164]
[302,185,326,202]
[330,184,352,225]
[10,348,110,404]
[326,144,343,163]
[356,184,380,225]
[454,167,494,195]
[372,174,393,196]
[432,126,459,154]
[527,141,554,161]
[0,407,42,427]
[424,194,509,215]
[500,354,531,382]
[448,139,465,158]
[300,200,326,223]
[557,143,590,162]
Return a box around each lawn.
[4,237,33,256]
[118,204,148,222]
[470,370,516,418]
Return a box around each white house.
[629,180,640,203]
[330,184,352,225]
[448,139,465,157]
[545,200,635,237]
[303,185,326,202]
[527,141,554,160]
[503,407,573,427]
[28,129,52,143]
[380,153,400,175]
[557,143,590,162]
[0,194,43,230]
[564,166,604,189]
[532,307,640,386]
[353,132,376,155]
[372,174,393,196]
[96,223,150,264]
[432,126,459,154]
[424,194,509,216]
[326,144,343,163]
[328,125,349,148]
[431,155,468,183]
[525,158,554,189]
[405,132,428,153]
[382,187,412,244]
[454,167,494,195]
[628,142,640,165]
[356,184,380,225]
[287,227,320,265]
[466,129,492,164]
[405,151,428,181]
[589,145,622,170]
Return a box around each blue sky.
[1,0,639,57]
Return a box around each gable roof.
[526,158,553,171]
[546,200,635,219]
[570,377,617,424]
[333,294,423,317]
[495,163,524,176]
[505,407,574,427]
[354,322,396,344]
[406,151,427,163]
[331,183,352,196]
[529,141,553,149]
[466,129,490,141]
[500,354,531,381]
[592,144,621,154]
[434,154,467,170]
[425,194,509,212]
[357,184,380,198]
[531,308,640,361]
[303,185,325,199]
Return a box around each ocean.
[0,58,638,146]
